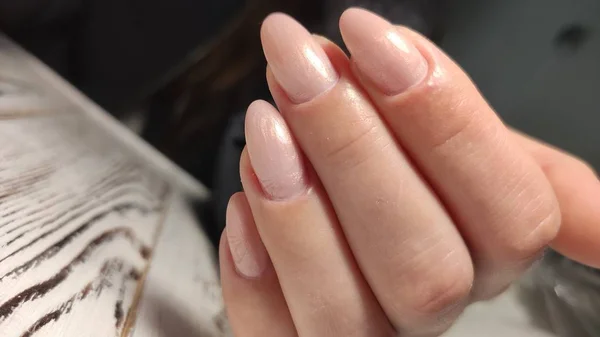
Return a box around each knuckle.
[401,260,473,316]
[409,270,473,315]
[502,195,561,262]
[323,122,390,171]
[305,295,394,337]
[430,110,476,152]
[419,90,488,153]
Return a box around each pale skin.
[220,8,600,337]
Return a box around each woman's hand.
[220,8,600,337]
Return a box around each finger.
[241,100,392,337]
[339,8,560,299]
[220,193,297,337]
[512,131,600,268]
[262,13,473,335]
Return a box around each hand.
[220,8,600,337]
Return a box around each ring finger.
[238,100,392,336]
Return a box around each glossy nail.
[340,8,428,95]
[226,193,268,278]
[261,13,338,103]
[245,100,307,200]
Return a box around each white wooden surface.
[129,194,230,337]
[0,35,225,337]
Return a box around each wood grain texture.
[0,114,169,336]
[129,194,231,337]
[0,35,225,337]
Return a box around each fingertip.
[244,99,276,135]
[338,7,428,95]
[338,7,370,33]
[260,11,337,103]
[260,12,293,40]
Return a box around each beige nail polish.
[340,8,428,95]
[226,193,268,278]
[245,100,307,200]
[261,13,338,103]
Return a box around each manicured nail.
[261,13,338,103]
[226,193,268,278]
[245,100,307,200]
[339,8,428,95]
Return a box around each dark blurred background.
[1,0,598,246]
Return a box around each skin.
[220,8,600,337]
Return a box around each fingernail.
[340,8,428,95]
[245,100,307,200]
[226,193,268,278]
[261,13,338,103]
